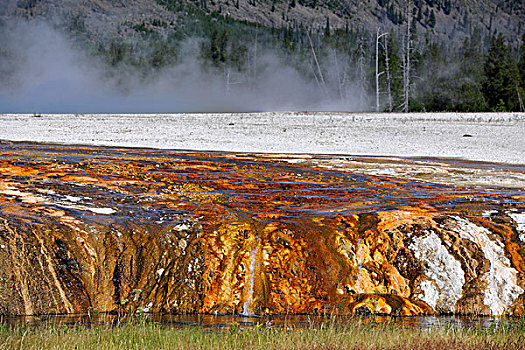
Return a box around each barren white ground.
[0,112,524,164]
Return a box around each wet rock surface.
[0,142,524,316]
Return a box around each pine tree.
[210,30,220,65]
[150,41,168,68]
[442,0,451,15]
[482,34,521,111]
[462,28,484,80]
[380,31,403,110]
[324,17,331,39]
[518,33,525,111]
[219,31,229,63]
[416,42,446,109]
[455,28,486,111]
[519,33,525,89]
[428,10,436,28]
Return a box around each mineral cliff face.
[0,142,524,316]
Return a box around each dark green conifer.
[324,17,331,38]
[519,33,525,88]
[482,34,520,111]
[210,30,220,64]
[428,10,436,28]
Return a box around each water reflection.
[0,313,513,331]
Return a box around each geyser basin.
[1,112,524,164]
[0,142,524,316]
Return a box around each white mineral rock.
[410,230,465,313]
[451,217,524,315]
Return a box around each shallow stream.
[0,313,517,331]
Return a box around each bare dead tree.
[402,0,413,113]
[358,38,366,107]
[307,31,328,98]
[251,27,258,91]
[384,35,393,112]
[309,61,324,94]
[225,66,242,95]
[331,49,347,103]
[375,27,388,112]
[225,67,233,95]
[518,86,525,112]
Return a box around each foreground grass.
[0,318,524,350]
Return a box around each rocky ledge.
[0,142,524,316]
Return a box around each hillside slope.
[1,0,524,47]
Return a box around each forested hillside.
[1,0,524,112]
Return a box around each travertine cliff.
[0,142,524,316]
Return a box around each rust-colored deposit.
[0,142,524,316]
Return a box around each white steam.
[0,20,366,113]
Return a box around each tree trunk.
[333,50,345,104]
[225,67,231,95]
[376,28,387,112]
[518,86,525,112]
[384,35,393,112]
[307,31,327,98]
[252,28,258,91]
[358,39,366,107]
[402,0,413,113]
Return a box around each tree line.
[91,2,525,112]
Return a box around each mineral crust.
[0,142,524,316]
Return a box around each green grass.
[0,318,524,350]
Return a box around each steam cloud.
[0,20,365,113]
